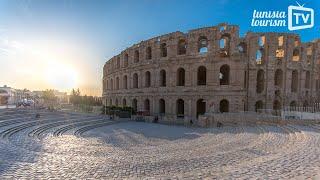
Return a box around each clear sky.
[0,0,319,96]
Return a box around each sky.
[0,0,319,96]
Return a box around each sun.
[45,62,78,90]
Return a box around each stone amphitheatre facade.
[102,23,320,122]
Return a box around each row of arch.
[255,48,302,65]
[112,34,241,69]
[106,65,231,90]
[107,98,230,118]
[256,69,311,94]
[255,100,309,111]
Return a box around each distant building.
[0,85,18,105]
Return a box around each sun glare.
[45,62,78,90]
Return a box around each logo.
[251,2,314,31]
[288,3,314,30]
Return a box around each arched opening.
[258,36,265,47]
[116,57,120,68]
[103,79,106,92]
[115,99,118,106]
[290,101,297,111]
[273,100,281,110]
[123,99,127,107]
[293,49,300,61]
[146,46,152,60]
[303,101,309,109]
[145,71,151,87]
[160,43,167,57]
[278,36,284,47]
[177,39,187,55]
[256,69,265,93]
[305,71,310,89]
[110,79,113,90]
[132,99,137,112]
[116,77,119,90]
[274,69,283,87]
[291,70,298,93]
[124,53,129,67]
[255,100,263,112]
[238,42,247,53]
[160,70,166,87]
[219,34,230,57]
[123,75,127,89]
[144,99,150,114]
[177,68,185,86]
[134,50,139,63]
[196,99,206,118]
[133,73,138,88]
[106,80,109,90]
[220,64,230,85]
[198,36,208,54]
[197,66,206,85]
[176,99,184,118]
[256,50,263,65]
[219,99,229,113]
[109,99,113,106]
[159,99,165,114]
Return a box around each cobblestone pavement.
[0,109,319,179]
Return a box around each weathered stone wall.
[102,23,320,122]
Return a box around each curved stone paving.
[0,109,319,179]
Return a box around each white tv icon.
[288,5,314,31]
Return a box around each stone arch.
[109,99,113,106]
[159,99,165,114]
[123,98,127,107]
[145,71,151,87]
[177,68,185,86]
[110,78,114,90]
[132,99,137,112]
[305,71,310,89]
[115,99,119,106]
[116,57,120,68]
[177,39,187,55]
[238,42,247,53]
[258,36,265,47]
[273,100,281,110]
[124,53,129,67]
[144,99,150,113]
[197,99,206,118]
[219,99,229,113]
[123,75,127,89]
[256,50,263,64]
[290,101,297,111]
[176,99,184,117]
[255,100,263,112]
[219,33,230,57]
[133,73,138,88]
[293,48,300,61]
[134,50,139,63]
[274,69,283,87]
[198,36,208,53]
[116,77,119,90]
[197,66,206,85]
[256,69,264,93]
[160,43,167,57]
[146,46,152,60]
[220,64,230,85]
[291,70,298,92]
[160,69,166,87]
